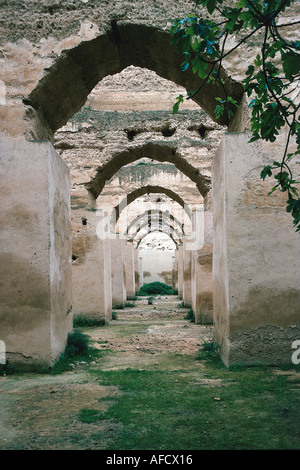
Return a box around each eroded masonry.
[0,0,299,369]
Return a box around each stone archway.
[126,210,185,237]
[128,221,182,246]
[113,185,192,223]
[135,228,179,290]
[136,229,181,249]
[87,141,211,199]
[24,24,244,138]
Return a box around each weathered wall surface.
[0,0,200,46]
[182,240,192,307]
[111,238,127,307]
[124,244,135,297]
[213,132,300,366]
[0,0,244,111]
[56,107,220,221]
[48,142,73,361]
[72,209,112,321]
[1,0,297,140]
[0,134,72,369]
[192,245,213,325]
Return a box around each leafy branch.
[170,0,300,232]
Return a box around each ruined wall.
[55,105,220,219]
[56,85,217,257]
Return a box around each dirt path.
[0,296,213,450]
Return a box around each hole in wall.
[125,130,137,141]
[125,129,146,141]
[188,124,213,138]
[161,127,176,137]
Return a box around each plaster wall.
[212,132,300,366]
[182,240,192,307]
[111,238,127,307]
[191,246,213,325]
[139,255,144,287]
[124,244,135,298]
[134,249,140,293]
[72,212,112,321]
[177,246,183,299]
[0,134,72,369]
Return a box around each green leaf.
[235,0,247,7]
[215,103,224,119]
[254,54,262,67]
[226,18,236,32]
[281,52,300,80]
[192,55,208,79]
[172,94,184,114]
[206,0,217,14]
[261,166,272,180]
[227,96,239,107]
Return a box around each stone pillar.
[172,253,178,290]
[192,245,213,324]
[177,245,184,300]
[0,134,72,370]
[191,197,213,324]
[203,193,214,246]
[111,238,126,307]
[72,207,112,322]
[134,248,140,294]
[212,132,300,366]
[139,255,143,288]
[182,239,192,307]
[124,243,135,299]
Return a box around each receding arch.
[126,209,185,236]
[128,220,182,245]
[136,229,180,249]
[27,23,244,135]
[105,161,192,189]
[114,185,192,222]
[87,142,211,197]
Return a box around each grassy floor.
[2,299,298,451]
[78,346,300,450]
